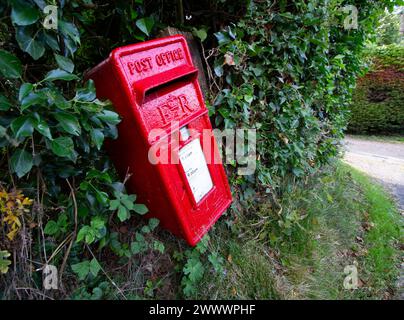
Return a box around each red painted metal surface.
[85,35,232,246]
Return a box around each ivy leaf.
[98,110,121,125]
[75,80,96,101]
[54,54,74,73]
[54,112,81,136]
[10,115,34,139]
[0,95,12,111]
[136,17,154,36]
[63,36,78,58]
[20,92,44,111]
[58,20,81,45]
[51,136,75,159]
[10,148,33,178]
[48,90,70,109]
[90,287,103,300]
[11,1,40,26]
[43,31,60,51]
[18,83,33,101]
[44,220,58,235]
[192,28,208,42]
[15,26,45,60]
[86,169,112,183]
[133,203,148,215]
[44,69,79,82]
[251,66,263,77]
[93,188,108,206]
[20,91,41,109]
[0,50,22,79]
[244,95,254,104]
[214,32,231,46]
[33,118,52,140]
[90,129,104,150]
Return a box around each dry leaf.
[224,52,235,66]
[227,255,233,263]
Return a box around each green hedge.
[365,44,404,71]
[211,0,396,190]
[348,45,404,134]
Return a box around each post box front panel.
[142,81,203,141]
[155,113,231,242]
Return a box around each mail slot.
[86,35,232,246]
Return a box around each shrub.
[348,45,404,134]
[364,44,404,71]
[210,0,395,194]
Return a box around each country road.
[343,136,404,212]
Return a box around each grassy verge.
[348,165,403,297]
[194,162,402,299]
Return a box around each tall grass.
[194,162,402,299]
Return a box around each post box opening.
[134,65,198,105]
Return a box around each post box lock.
[85,35,232,246]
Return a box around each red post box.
[86,35,232,246]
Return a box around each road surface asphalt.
[343,136,404,212]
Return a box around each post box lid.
[110,35,195,97]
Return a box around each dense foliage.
[348,45,404,134]
[375,9,403,46]
[0,0,399,299]
[209,0,398,237]
[364,44,404,70]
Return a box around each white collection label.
[179,138,213,203]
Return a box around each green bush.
[374,11,403,46]
[348,45,404,134]
[211,0,395,192]
[364,44,404,71]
